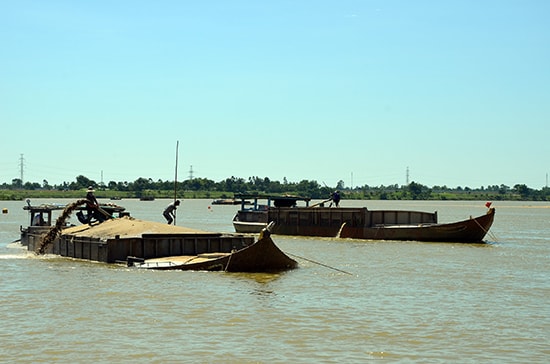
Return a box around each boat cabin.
[232,194,312,233]
[20,199,127,247]
[234,193,311,211]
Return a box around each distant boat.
[139,196,155,201]
[233,194,496,243]
[211,198,241,205]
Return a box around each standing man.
[163,200,180,225]
[86,186,99,224]
[331,190,341,207]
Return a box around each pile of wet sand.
[37,201,211,254]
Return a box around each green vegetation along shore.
[1,174,548,201]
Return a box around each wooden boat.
[269,206,495,243]
[211,198,241,205]
[233,196,496,243]
[20,200,297,272]
[129,226,298,272]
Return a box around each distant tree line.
[1,175,549,201]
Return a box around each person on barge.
[163,200,180,225]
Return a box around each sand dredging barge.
[20,200,297,272]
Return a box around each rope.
[287,252,353,275]
[224,251,233,272]
[473,213,499,242]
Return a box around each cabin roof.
[234,193,311,202]
[23,203,126,213]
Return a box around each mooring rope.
[287,252,353,275]
[224,250,233,272]
[473,213,499,242]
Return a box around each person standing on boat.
[85,186,99,224]
[163,200,180,225]
[331,190,341,207]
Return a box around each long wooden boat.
[268,206,495,243]
[233,195,496,243]
[20,201,297,272]
[129,227,298,272]
[211,198,241,205]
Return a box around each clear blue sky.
[1,1,548,189]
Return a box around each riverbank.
[0,189,227,201]
[1,188,545,201]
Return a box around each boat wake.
[0,251,60,260]
[0,252,33,259]
[2,242,51,259]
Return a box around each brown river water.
[1,198,548,363]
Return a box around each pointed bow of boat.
[225,230,298,272]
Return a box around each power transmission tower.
[406,166,409,185]
[19,154,25,183]
[188,165,194,180]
